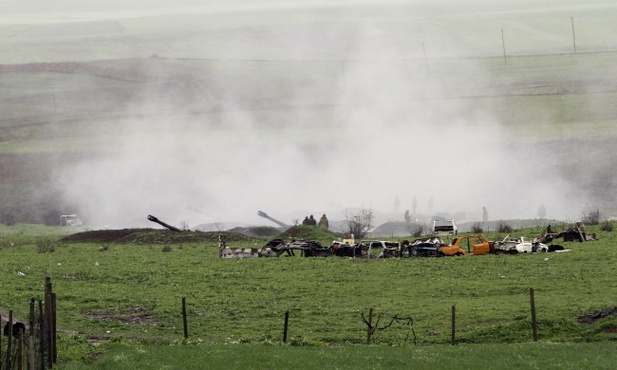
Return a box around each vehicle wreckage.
[220,238,402,259]
[404,234,492,257]
[539,221,597,243]
[494,235,549,254]
[218,221,597,259]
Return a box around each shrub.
[582,208,601,225]
[162,245,172,253]
[600,221,613,232]
[347,208,374,239]
[407,224,424,237]
[471,222,483,233]
[496,221,513,233]
[37,239,56,253]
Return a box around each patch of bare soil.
[576,307,617,324]
[85,307,156,325]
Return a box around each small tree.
[347,208,374,239]
[471,222,483,233]
[581,208,601,225]
[407,223,424,237]
[496,220,513,233]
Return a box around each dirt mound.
[228,226,280,237]
[278,225,341,242]
[62,229,261,244]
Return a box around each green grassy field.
[57,341,617,370]
[1,223,616,367]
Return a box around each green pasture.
[1,223,616,367]
[57,341,617,370]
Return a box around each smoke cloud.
[15,1,592,228]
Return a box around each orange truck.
[440,234,493,256]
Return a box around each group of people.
[302,214,329,230]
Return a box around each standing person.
[302,216,309,225]
[308,215,317,225]
[318,214,329,229]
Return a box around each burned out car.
[494,235,548,254]
[357,240,401,258]
[330,240,401,258]
[257,239,328,257]
[404,237,445,257]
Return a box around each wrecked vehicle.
[257,239,329,257]
[416,234,493,256]
[540,221,597,243]
[60,214,83,227]
[356,240,401,258]
[449,234,493,255]
[330,241,357,257]
[494,235,548,254]
[432,219,458,235]
[404,237,445,257]
[220,247,261,258]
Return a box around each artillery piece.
[147,214,181,232]
[257,210,290,229]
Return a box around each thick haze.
[3,0,603,228]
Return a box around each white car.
[495,235,548,254]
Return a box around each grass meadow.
[1,223,616,368]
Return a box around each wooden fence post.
[38,300,45,370]
[17,330,23,370]
[451,305,456,345]
[44,277,52,369]
[51,293,57,365]
[282,310,289,343]
[6,310,13,370]
[29,299,36,370]
[530,288,538,341]
[366,308,374,345]
[182,298,188,339]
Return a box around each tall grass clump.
[600,221,613,232]
[37,238,56,253]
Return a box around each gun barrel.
[147,215,182,232]
[257,210,289,228]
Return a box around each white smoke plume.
[5,0,594,228]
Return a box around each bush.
[37,239,56,253]
[497,221,513,233]
[162,245,172,253]
[407,224,424,237]
[471,222,483,233]
[582,208,601,225]
[600,221,613,232]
